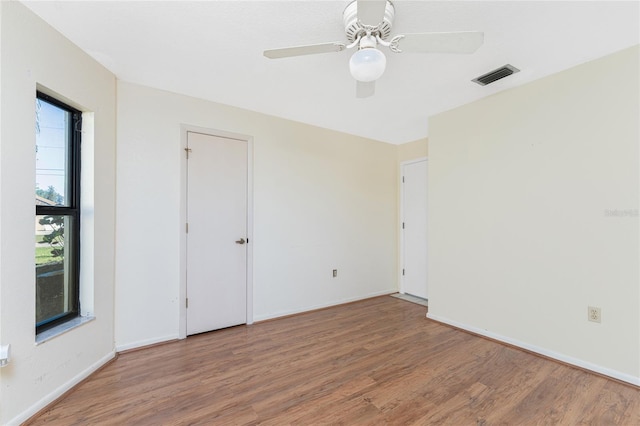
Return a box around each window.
[35,92,81,334]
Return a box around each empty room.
[0,0,638,424]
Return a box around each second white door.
[402,159,428,300]
[186,131,248,335]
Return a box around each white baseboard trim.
[254,289,396,322]
[9,351,116,426]
[115,334,179,353]
[426,313,640,387]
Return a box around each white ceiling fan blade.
[357,0,387,26]
[395,31,484,54]
[264,42,346,59]
[356,81,375,98]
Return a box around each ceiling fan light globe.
[349,48,386,82]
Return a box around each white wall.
[115,81,398,350]
[0,2,117,424]
[428,46,639,384]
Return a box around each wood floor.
[29,296,639,425]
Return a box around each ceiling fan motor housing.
[343,0,395,42]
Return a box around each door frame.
[179,124,254,339]
[399,157,428,296]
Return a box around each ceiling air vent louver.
[472,64,520,86]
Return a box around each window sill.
[36,315,95,345]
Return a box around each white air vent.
[472,64,520,86]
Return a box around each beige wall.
[115,81,398,350]
[428,46,639,384]
[0,2,117,424]
[398,137,428,163]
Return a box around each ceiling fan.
[264,0,484,98]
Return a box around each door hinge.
[184,147,192,159]
[402,269,405,276]
[402,222,405,229]
[186,223,189,233]
[186,298,189,308]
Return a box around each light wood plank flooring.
[29,296,639,425]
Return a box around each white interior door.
[402,159,428,300]
[186,131,247,335]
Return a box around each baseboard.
[11,351,116,426]
[426,312,640,387]
[253,289,396,322]
[115,334,179,353]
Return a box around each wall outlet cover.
[588,306,601,323]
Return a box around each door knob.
[235,238,246,245]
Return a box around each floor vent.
[472,64,520,86]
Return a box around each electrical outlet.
[332,269,337,278]
[588,306,601,323]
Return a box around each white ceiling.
[21,1,640,145]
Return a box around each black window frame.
[35,91,82,334]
